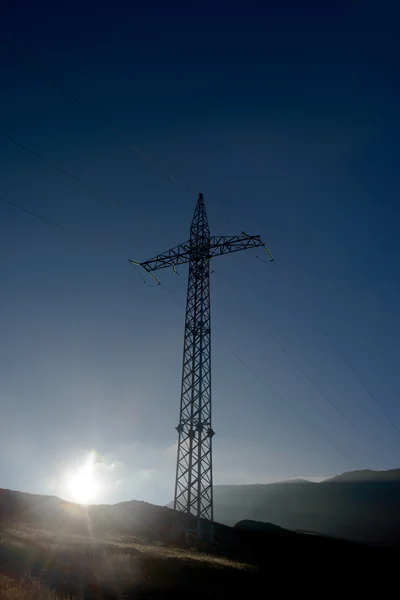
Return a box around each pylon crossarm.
[129,241,191,273]
[209,234,266,257]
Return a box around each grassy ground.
[0,574,69,600]
[0,525,256,599]
[3,522,399,597]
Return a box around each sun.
[67,453,98,504]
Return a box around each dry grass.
[137,542,252,569]
[0,574,70,600]
[1,525,252,571]
[0,525,256,598]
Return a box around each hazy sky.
[1,1,399,506]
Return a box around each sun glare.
[67,452,98,504]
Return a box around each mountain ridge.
[212,468,400,546]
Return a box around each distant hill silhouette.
[326,468,400,483]
[213,468,400,546]
[0,488,190,542]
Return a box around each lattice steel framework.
[130,193,269,538]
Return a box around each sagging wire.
[325,331,400,437]
[0,130,119,208]
[232,352,355,466]
[255,246,291,285]
[264,328,394,468]
[159,281,186,308]
[0,35,190,195]
[0,193,75,234]
[215,210,232,226]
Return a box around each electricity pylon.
[130,193,270,539]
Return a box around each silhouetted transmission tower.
[130,194,270,539]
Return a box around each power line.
[252,229,399,451]
[1,189,147,262]
[212,204,398,460]
[263,329,393,468]
[0,130,119,207]
[201,255,392,466]
[212,264,391,466]
[325,331,400,436]
[3,34,271,239]
[159,281,186,308]
[0,193,74,234]
[231,353,355,466]
[0,35,190,193]
[241,204,396,439]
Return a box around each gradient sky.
[0,1,399,506]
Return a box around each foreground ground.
[1,522,400,599]
[0,525,257,599]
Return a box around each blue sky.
[0,0,399,506]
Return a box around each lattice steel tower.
[130,194,269,538]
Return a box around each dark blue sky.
[0,1,399,505]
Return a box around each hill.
[326,468,400,483]
[213,468,400,546]
[0,488,189,542]
[0,487,399,596]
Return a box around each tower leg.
[174,197,214,540]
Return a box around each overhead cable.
[0,130,118,207]
[0,35,189,193]
[0,193,73,233]
[263,329,393,468]
[325,331,400,436]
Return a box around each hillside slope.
[213,468,400,546]
[1,486,399,596]
[0,488,189,542]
